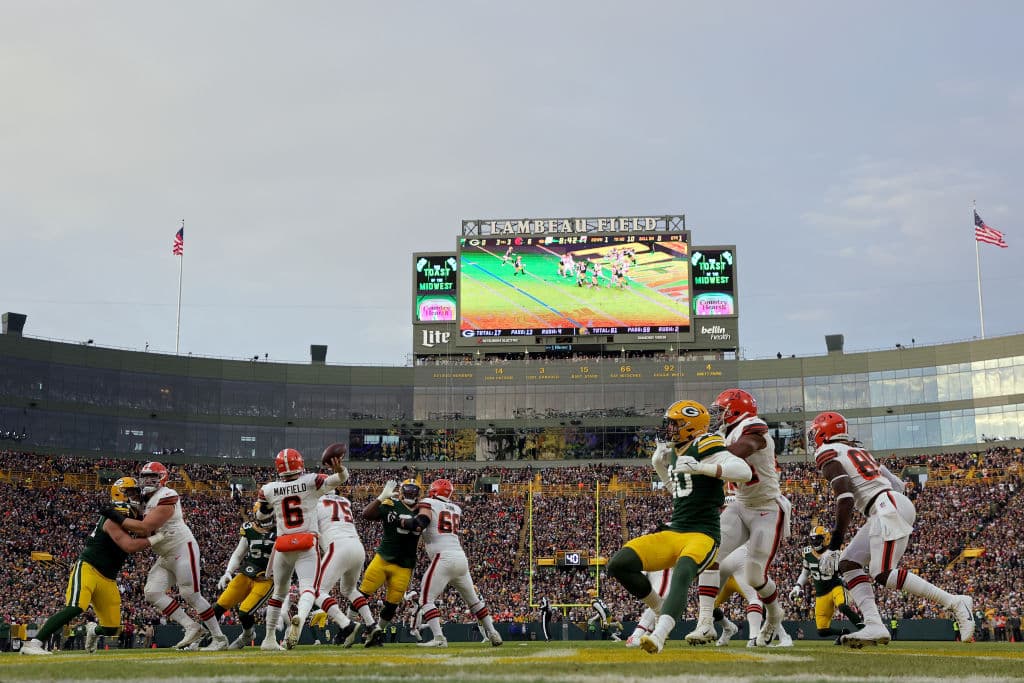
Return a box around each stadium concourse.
[1,447,1023,649]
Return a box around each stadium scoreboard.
[412,215,738,356]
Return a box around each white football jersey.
[316,493,359,544]
[814,441,891,513]
[725,416,780,506]
[259,472,333,536]
[143,486,196,555]
[417,496,464,556]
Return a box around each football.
[321,442,347,469]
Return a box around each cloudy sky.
[2,1,1021,365]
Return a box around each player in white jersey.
[256,448,354,651]
[809,411,975,647]
[110,461,228,650]
[401,478,502,648]
[313,487,375,641]
[689,389,792,646]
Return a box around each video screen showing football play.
[457,233,691,340]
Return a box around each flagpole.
[973,201,986,339]
[175,219,184,354]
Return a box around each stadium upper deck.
[0,325,1022,464]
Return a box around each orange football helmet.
[140,462,169,496]
[807,412,850,449]
[275,448,305,477]
[709,388,757,433]
[428,479,453,500]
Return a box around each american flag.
[974,211,1007,249]
[172,227,184,255]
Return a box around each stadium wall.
[1,332,1022,463]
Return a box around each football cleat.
[173,623,206,650]
[639,632,665,654]
[84,622,100,653]
[285,615,302,650]
[950,595,975,642]
[840,623,891,648]
[715,618,739,647]
[769,626,794,648]
[417,636,448,648]
[363,625,384,648]
[260,638,284,651]
[625,631,643,648]
[334,621,356,645]
[201,634,229,651]
[227,633,248,650]
[684,618,717,645]
[20,638,51,655]
[487,629,503,647]
[342,622,364,648]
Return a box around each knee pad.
[143,588,165,605]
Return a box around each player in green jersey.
[212,501,277,649]
[607,400,753,654]
[354,478,422,647]
[21,478,169,655]
[789,525,864,638]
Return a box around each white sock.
[641,589,663,612]
[264,604,282,641]
[697,570,719,621]
[842,569,883,626]
[888,570,955,607]
[652,614,676,640]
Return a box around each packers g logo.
[680,405,702,418]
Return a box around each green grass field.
[5,640,1024,683]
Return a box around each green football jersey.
[665,433,729,540]
[802,547,843,597]
[79,514,129,580]
[239,522,276,579]
[375,498,421,569]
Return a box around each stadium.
[2,216,1024,682]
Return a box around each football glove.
[818,550,839,578]
[218,572,232,590]
[100,504,127,526]
[147,531,167,546]
[673,455,703,475]
[789,586,802,600]
[377,479,398,502]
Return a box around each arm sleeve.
[651,442,672,484]
[795,567,809,588]
[322,469,348,491]
[225,536,249,575]
[700,451,753,482]
[879,466,905,493]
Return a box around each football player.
[809,411,975,646]
[106,462,228,650]
[399,478,502,647]
[586,589,610,635]
[313,484,373,642]
[354,478,423,646]
[790,525,864,639]
[212,502,277,649]
[690,389,792,646]
[606,400,752,654]
[23,478,170,655]
[257,448,354,651]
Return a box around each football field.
[5,640,1024,683]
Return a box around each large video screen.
[413,253,458,322]
[690,247,736,317]
[457,233,690,341]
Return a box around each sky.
[2,1,1022,365]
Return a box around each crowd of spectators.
[2,447,1023,638]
